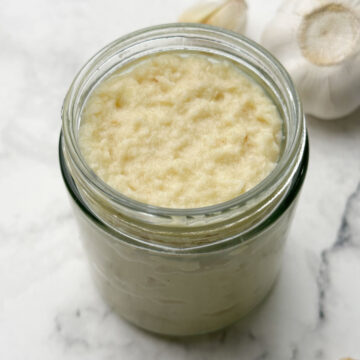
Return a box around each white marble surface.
[0,0,360,359]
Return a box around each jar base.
[90,264,281,337]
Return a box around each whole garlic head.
[261,0,360,120]
[179,0,247,34]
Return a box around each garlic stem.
[261,0,360,120]
[298,3,360,66]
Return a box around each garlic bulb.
[179,0,247,34]
[261,0,360,120]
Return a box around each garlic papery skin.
[179,0,247,34]
[261,0,360,120]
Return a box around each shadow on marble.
[306,106,360,137]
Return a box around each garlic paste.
[79,53,282,208]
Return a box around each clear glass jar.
[59,24,308,336]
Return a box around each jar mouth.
[62,23,305,218]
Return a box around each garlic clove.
[208,0,247,33]
[179,1,222,24]
[179,0,247,35]
[261,0,360,120]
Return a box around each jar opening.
[62,24,305,221]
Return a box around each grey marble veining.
[318,182,360,321]
[0,0,360,359]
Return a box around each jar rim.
[62,23,305,219]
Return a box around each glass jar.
[59,24,308,336]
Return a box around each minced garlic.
[79,53,282,208]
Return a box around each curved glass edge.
[62,23,305,218]
[59,133,309,254]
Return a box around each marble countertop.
[1,0,359,359]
